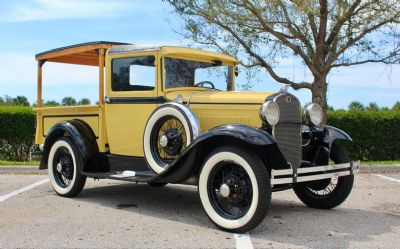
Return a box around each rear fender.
[40,120,98,171]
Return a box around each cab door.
[105,52,159,156]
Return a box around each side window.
[112,56,155,91]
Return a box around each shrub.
[327,110,400,161]
[0,105,398,162]
[0,106,35,161]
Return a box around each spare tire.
[143,103,199,174]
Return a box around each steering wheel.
[195,81,215,89]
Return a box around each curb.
[359,165,400,174]
[0,165,47,175]
[1,165,400,175]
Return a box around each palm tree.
[61,97,77,106]
[348,101,365,111]
[78,98,91,105]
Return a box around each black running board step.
[83,170,156,182]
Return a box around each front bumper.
[270,161,360,187]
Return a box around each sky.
[0,0,399,109]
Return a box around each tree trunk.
[311,75,328,124]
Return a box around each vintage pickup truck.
[35,41,359,232]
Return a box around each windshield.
[164,57,234,91]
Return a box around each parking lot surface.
[0,172,399,249]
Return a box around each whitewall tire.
[48,137,86,197]
[198,146,271,233]
[143,103,199,174]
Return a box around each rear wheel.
[198,146,271,233]
[48,137,86,197]
[293,143,354,209]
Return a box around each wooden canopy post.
[37,60,45,108]
[35,42,125,107]
[98,49,105,106]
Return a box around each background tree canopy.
[167,0,400,122]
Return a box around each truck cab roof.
[35,41,238,66]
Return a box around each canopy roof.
[36,41,238,66]
[35,41,128,66]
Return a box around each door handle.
[104,96,110,104]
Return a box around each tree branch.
[327,12,400,68]
[208,15,312,90]
[331,54,400,68]
[316,0,328,69]
[326,0,362,46]
[276,1,316,57]
[241,0,321,77]
[307,13,318,43]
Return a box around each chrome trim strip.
[272,168,292,176]
[270,161,360,187]
[298,163,353,174]
[272,162,355,176]
[272,171,354,185]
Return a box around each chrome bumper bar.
[270,161,360,187]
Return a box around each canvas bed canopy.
[35,41,128,107]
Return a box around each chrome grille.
[268,93,302,169]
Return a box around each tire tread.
[199,146,271,233]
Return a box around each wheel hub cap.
[220,183,230,198]
[159,135,168,148]
[56,163,62,173]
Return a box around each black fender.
[39,120,99,171]
[152,124,288,183]
[323,125,352,146]
[302,125,352,166]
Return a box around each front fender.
[191,124,277,146]
[39,120,98,170]
[323,125,352,146]
[302,125,352,166]
[153,124,283,183]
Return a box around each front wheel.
[293,143,354,209]
[48,137,86,197]
[198,146,271,233]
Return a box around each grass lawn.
[0,160,40,166]
[362,160,400,165]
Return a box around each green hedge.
[0,106,399,161]
[327,110,400,161]
[0,106,35,161]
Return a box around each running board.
[83,170,156,182]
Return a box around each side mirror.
[234,66,239,77]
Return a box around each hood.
[164,90,274,105]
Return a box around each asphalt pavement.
[0,171,399,249]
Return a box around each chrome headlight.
[305,103,323,125]
[260,101,280,126]
[174,94,183,104]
